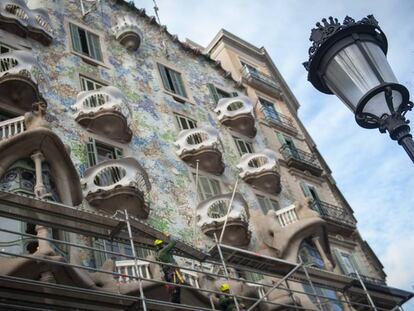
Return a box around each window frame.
[0,42,13,54]
[256,195,279,214]
[174,113,197,131]
[233,136,254,156]
[193,173,222,201]
[79,75,106,91]
[67,20,106,66]
[157,62,189,101]
[207,83,238,104]
[86,137,123,167]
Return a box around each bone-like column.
[31,151,46,198]
[312,236,334,271]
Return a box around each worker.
[154,237,184,304]
[218,283,246,311]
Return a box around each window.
[157,63,187,98]
[69,23,103,62]
[241,61,258,74]
[86,138,123,167]
[0,43,12,54]
[257,195,279,214]
[207,83,238,104]
[234,137,254,155]
[298,240,325,269]
[259,97,279,120]
[332,249,361,276]
[303,284,343,311]
[243,271,265,283]
[194,174,221,201]
[80,75,104,91]
[175,114,197,131]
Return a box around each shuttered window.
[259,97,279,120]
[0,43,12,54]
[256,195,279,214]
[207,83,238,104]
[80,75,104,91]
[332,249,362,276]
[234,137,254,155]
[157,64,187,98]
[194,174,221,201]
[86,138,123,167]
[175,114,197,130]
[69,23,103,62]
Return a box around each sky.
[135,0,414,307]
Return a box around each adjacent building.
[0,0,411,310]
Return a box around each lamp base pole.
[380,114,414,163]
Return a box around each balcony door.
[300,181,323,213]
[259,97,280,122]
[277,133,299,158]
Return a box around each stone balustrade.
[73,86,132,143]
[82,157,151,218]
[0,0,52,45]
[275,204,299,227]
[175,125,224,175]
[197,192,250,246]
[237,149,281,194]
[0,116,25,141]
[115,260,151,283]
[214,96,256,137]
[112,15,143,51]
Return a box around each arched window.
[298,239,325,269]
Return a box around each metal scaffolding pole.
[353,268,378,311]
[218,177,239,244]
[124,209,148,311]
[302,264,322,311]
[246,260,303,311]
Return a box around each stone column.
[312,236,334,271]
[31,151,46,198]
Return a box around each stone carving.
[24,100,49,130]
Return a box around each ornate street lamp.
[304,15,414,162]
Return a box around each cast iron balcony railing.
[237,149,281,194]
[175,125,224,175]
[82,157,151,219]
[197,192,250,246]
[348,273,386,286]
[310,200,356,228]
[279,144,323,176]
[214,96,256,138]
[261,108,298,135]
[0,0,53,45]
[241,65,282,98]
[73,86,132,143]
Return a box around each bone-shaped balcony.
[82,157,151,219]
[237,149,281,194]
[175,125,224,175]
[0,0,52,45]
[197,193,250,246]
[214,96,256,138]
[112,15,143,51]
[0,50,42,113]
[73,86,132,143]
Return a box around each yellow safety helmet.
[154,239,164,246]
[220,283,230,292]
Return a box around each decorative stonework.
[82,157,151,218]
[73,86,132,143]
[175,125,224,175]
[112,15,143,51]
[237,149,281,194]
[197,192,250,246]
[0,0,52,45]
[214,96,256,137]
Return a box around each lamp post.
[303,15,414,162]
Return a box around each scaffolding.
[0,192,411,311]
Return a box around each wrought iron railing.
[310,200,356,228]
[349,272,386,286]
[280,144,320,169]
[241,65,280,90]
[261,109,297,132]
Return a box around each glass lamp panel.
[362,89,403,117]
[325,43,381,111]
[363,41,398,83]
